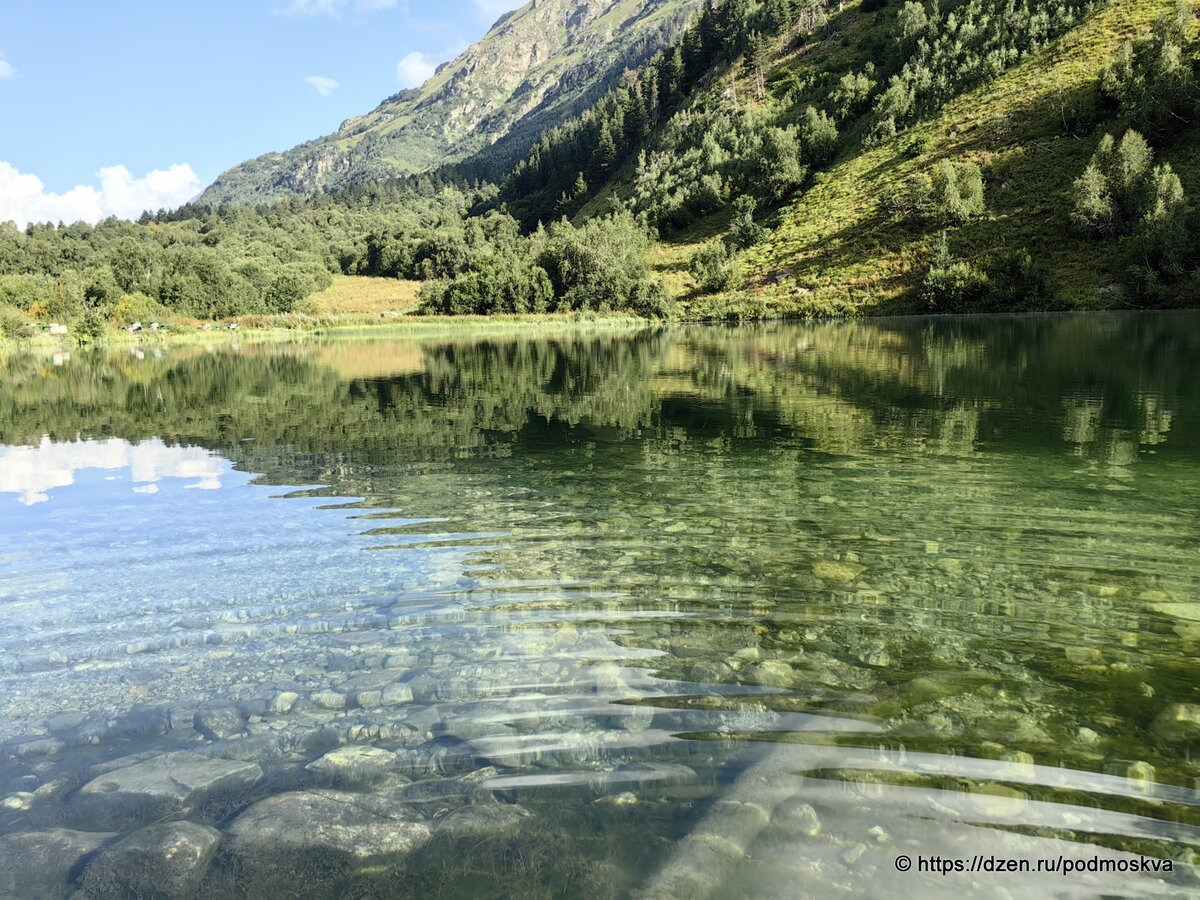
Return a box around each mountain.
[198,0,700,205]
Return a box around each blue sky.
[0,0,520,226]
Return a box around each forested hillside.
[1,0,1198,338]
[498,0,1199,316]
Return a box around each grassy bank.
[0,276,658,357]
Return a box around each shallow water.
[0,315,1198,899]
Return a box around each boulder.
[80,821,220,899]
[306,746,397,786]
[811,560,865,584]
[222,791,432,893]
[312,690,347,711]
[74,751,262,828]
[0,828,114,899]
[1152,704,1200,742]
[434,803,532,838]
[194,704,245,741]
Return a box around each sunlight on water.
[0,315,1197,898]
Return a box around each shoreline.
[0,312,660,357]
[3,304,1193,358]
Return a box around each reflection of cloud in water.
[0,437,227,505]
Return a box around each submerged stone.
[306,745,397,785]
[2,792,34,811]
[312,690,348,710]
[80,821,220,899]
[747,660,795,689]
[74,751,262,828]
[1152,704,1200,741]
[223,790,431,892]
[0,828,114,899]
[812,560,865,584]
[194,704,245,741]
[434,803,532,838]
[269,691,299,714]
[772,798,821,837]
[380,682,415,706]
[1105,760,1157,793]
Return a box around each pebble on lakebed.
[812,560,865,584]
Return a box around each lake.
[0,315,1198,899]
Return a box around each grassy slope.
[636,0,1196,317]
[0,276,651,354]
[309,275,423,317]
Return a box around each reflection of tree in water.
[2,314,1195,465]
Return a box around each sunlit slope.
[736,0,1198,313]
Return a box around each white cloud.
[396,51,437,88]
[305,75,340,97]
[0,161,201,228]
[283,0,396,17]
[0,56,15,80]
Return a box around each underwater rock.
[1,792,34,811]
[223,791,431,891]
[194,704,245,741]
[73,751,262,828]
[1075,726,1102,746]
[9,735,66,758]
[306,745,397,785]
[1152,704,1200,741]
[970,783,1029,816]
[1104,760,1157,793]
[312,690,348,710]
[269,692,299,714]
[394,738,474,777]
[998,750,1036,778]
[811,560,864,584]
[0,828,114,899]
[354,690,383,709]
[434,803,532,838]
[747,661,795,689]
[772,798,821,837]
[380,682,415,706]
[80,821,220,899]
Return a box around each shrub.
[112,292,168,325]
[1072,130,1160,236]
[831,69,876,121]
[0,306,35,340]
[756,127,808,201]
[988,251,1056,309]
[0,274,54,312]
[626,280,678,319]
[689,241,741,293]
[75,309,107,342]
[1138,164,1190,275]
[919,233,990,311]
[930,160,986,223]
[797,106,839,166]
[920,260,991,311]
[728,196,767,250]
